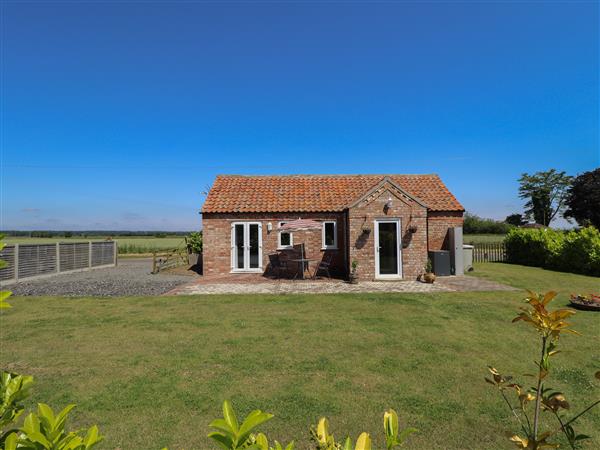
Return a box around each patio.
[165,273,516,295]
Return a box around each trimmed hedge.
[505,226,600,277]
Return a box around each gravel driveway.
[5,258,196,297]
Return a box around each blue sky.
[1,1,598,231]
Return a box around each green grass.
[471,262,600,293]
[464,233,506,244]
[3,236,186,254]
[2,264,599,449]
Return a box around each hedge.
[505,226,600,277]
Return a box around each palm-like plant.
[486,290,600,449]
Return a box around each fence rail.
[0,241,117,284]
[472,242,507,263]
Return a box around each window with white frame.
[322,221,337,249]
[278,222,293,248]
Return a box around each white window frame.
[322,221,338,249]
[278,222,293,249]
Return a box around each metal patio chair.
[313,254,333,279]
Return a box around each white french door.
[374,219,402,279]
[231,222,263,272]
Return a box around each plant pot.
[423,272,436,284]
[188,252,200,266]
[348,272,359,284]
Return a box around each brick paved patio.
[166,273,516,295]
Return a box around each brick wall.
[202,201,463,280]
[427,211,464,250]
[202,212,347,277]
[348,183,428,280]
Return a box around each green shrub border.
[504,226,600,277]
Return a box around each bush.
[552,227,600,276]
[505,227,563,267]
[463,213,513,234]
[505,226,600,276]
[187,232,203,254]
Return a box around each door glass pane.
[235,224,245,269]
[379,222,398,275]
[249,224,259,268]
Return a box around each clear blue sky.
[1,1,598,231]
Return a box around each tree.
[564,167,600,229]
[518,169,572,226]
[505,213,526,226]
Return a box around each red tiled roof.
[202,174,464,213]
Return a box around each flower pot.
[423,272,436,284]
[188,253,200,266]
[348,272,359,284]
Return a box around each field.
[3,236,187,254]
[463,233,506,244]
[2,263,599,449]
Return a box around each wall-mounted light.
[267,222,273,232]
[384,197,393,210]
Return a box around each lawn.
[4,236,186,254]
[1,264,599,449]
[463,233,506,244]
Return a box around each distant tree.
[463,212,513,234]
[64,231,73,238]
[564,167,600,228]
[505,213,526,226]
[518,169,572,226]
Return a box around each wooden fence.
[472,242,507,262]
[0,241,117,284]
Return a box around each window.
[278,222,293,248]
[322,221,337,249]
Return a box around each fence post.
[89,241,92,269]
[56,242,60,273]
[114,241,118,266]
[14,244,19,281]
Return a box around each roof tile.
[202,174,464,213]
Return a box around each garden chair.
[313,254,333,279]
[268,253,288,279]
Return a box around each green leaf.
[209,418,234,436]
[398,427,418,443]
[342,437,353,450]
[354,432,371,450]
[208,431,234,450]
[237,410,274,443]
[83,425,103,449]
[222,400,239,433]
[22,412,41,435]
[3,432,18,450]
[54,404,77,433]
[255,432,268,450]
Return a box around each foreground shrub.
[486,290,600,449]
[207,400,416,450]
[1,234,102,450]
[504,227,600,276]
[0,372,102,450]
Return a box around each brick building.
[201,174,464,280]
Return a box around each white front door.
[374,219,402,279]
[231,222,263,272]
